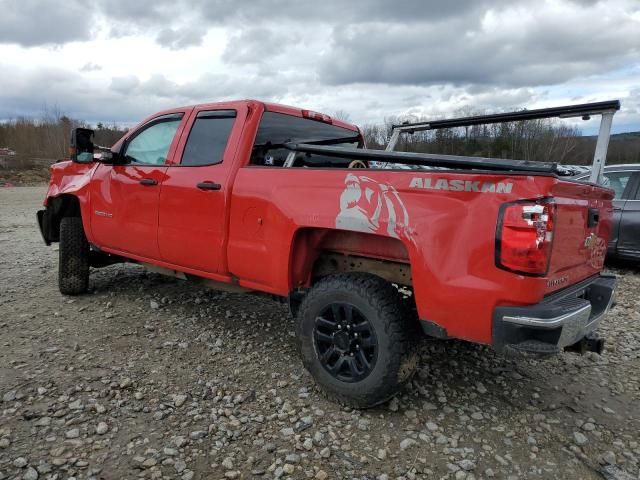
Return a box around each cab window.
[251,111,360,167]
[124,116,182,165]
[181,110,236,166]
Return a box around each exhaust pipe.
[564,333,605,355]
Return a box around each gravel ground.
[1,186,639,480]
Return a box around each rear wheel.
[58,216,89,295]
[296,273,419,408]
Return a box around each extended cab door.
[157,105,244,273]
[90,112,188,259]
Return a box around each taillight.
[302,109,333,124]
[496,199,556,276]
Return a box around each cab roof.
[163,99,360,132]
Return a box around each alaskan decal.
[336,174,410,239]
[410,177,513,194]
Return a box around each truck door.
[617,172,640,258]
[90,112,187,259]
[600,170,634,254]
[157,106,242,273]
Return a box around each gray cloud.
[0,66,176,123]
[318,5,640,88]
[0,0,524,48]
[110,72,298,102]
[221,28,301,65]
[98,0,180,24]
[0,0,92,46]
[0,0,638,133]
[617,88,640,128]
[0,0,193,47]
[1,62,637,135]
[198,0,519,25]
[110,75,140,94]
[156,27,206,49]
[0,59,308,124]
[80,62,103,72]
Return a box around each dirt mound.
[0,167,50,186]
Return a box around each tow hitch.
[565,333,605,355]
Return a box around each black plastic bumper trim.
[493,274,616,355]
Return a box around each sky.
[0,0,639,134]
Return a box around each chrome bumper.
[493,274,616,355]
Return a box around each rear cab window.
[251,111,361,168]
[181,110,237,166]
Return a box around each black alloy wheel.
[313,302,378,382]
[296,273,419,408]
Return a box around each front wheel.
[296,273,419,408]
[58,216,89,295]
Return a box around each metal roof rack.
[283,143,558,174]
[385,100,620,183]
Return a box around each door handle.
[197,182,222,191]
[139,178,158,186]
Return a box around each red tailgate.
[545,180,614,294]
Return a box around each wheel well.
[312,253,412,286]
[289,228,412,290]
[45,194,82,243]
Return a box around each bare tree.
[332,110,352,122]
[359,111,591,165]
[0,107,126,167]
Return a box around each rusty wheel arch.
[289,228,413,290]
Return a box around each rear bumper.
[493,274,616,355]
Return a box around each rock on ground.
[0,186,639,479]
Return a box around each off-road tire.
[296,273,419,408]
[58,216,90,295]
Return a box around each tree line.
[1,109,639,166]
[360,114,640,166]
[0,109,127,162]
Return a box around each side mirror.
[100,147,127,165]
[70,128,95,163]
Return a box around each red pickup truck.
[37,99,619,407]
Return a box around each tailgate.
[545,179,614,294]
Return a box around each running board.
[141,263,251,294]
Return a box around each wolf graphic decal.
[336,174,410,239]
[588,236,607,270]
